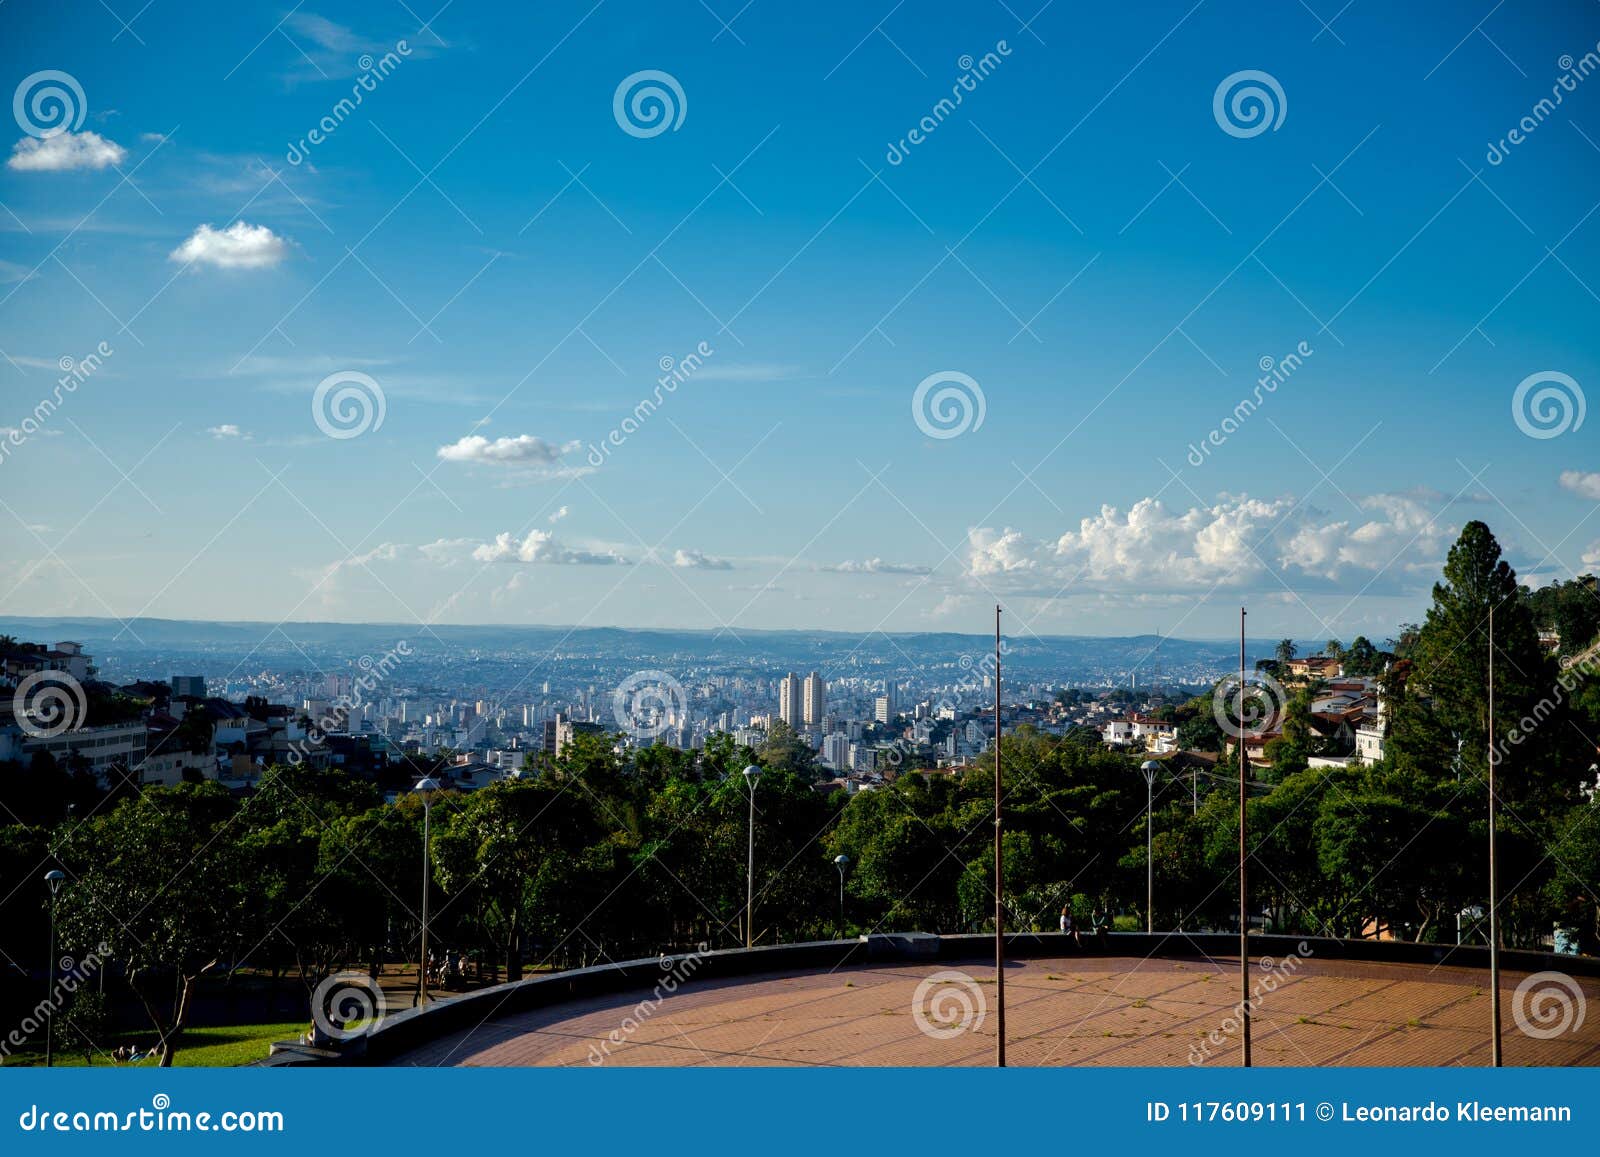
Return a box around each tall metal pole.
[44,892,57,1068]
[1239,607,1251,1067]
[994,604,1006,1068]
[1488,606,1502,1067]
[746,776,757,949]
[1147,775,1154,933]
[419,795,431,1007]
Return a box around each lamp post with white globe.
[413,777,440,1006]
[43,870,64,1067]
[742,765,761,949]
[1139,761,1159,933]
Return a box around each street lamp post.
[742,765,761,949]
[43,870,64,1068]
[413,777,440,1007]
[833,854,850,936]
[1139,761,1159,933]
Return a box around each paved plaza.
[385,954,1600,1067]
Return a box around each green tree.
[53,783,245,1066]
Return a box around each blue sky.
[1,0,1597,642]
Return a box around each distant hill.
[0,615,1275,683]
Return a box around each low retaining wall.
[271,932,1600,1066]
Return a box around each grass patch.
[2,1023,304,1068]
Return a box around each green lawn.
[2,1022,305,1068]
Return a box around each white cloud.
[206,424,249,439]
[473,528,627,566]
[170,222,290,269]
[964,491,1458,595]
[672,548,733,570]
[436,434,586,477]
[7,131,127,172]
[549,505,569,523]
[1583,540,1600,570]
[1559,470,1600,501]
[824,558,932,575]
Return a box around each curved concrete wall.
[277,931,1600,1066]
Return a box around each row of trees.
[3,522,1597,1065]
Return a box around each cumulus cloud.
[549,505,569,523]
[170,222,290,269]
[8,131,126,171]
[436,433,586,477]
[1559,470,1600,501]
[823,558,932,575]
[965,491,1459,595]
[672,548,733,570]
[473,528,627,566]
[1582,540,1600,570]
[206,424,249,440]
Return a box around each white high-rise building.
[802,671,826,726]
[778,672,802,727]
[822,732,849,769]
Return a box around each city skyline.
[3,1,1599,644]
